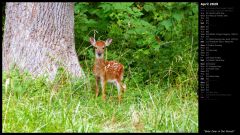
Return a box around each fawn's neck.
[95,58,105,67]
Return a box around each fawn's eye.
[102,47,105,49]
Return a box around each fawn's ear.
[90,37,96,46]
[105,38,112,46]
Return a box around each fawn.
[90,37,126,102]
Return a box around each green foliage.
[74,2,198,87]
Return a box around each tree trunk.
[2,2,84,80]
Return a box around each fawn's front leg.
[95,76,100,97]
[100,78,107,101]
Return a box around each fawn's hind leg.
[116,80,123,102]
[120,82,126,93]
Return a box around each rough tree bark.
[2,2,84,80]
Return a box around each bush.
[74,2,198,87]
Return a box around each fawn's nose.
[97,52,102,56]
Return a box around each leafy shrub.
[75,2,198,88]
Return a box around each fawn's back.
[93,59,124,81]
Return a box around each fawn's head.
[90,37,112,59]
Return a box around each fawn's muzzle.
[97,52,102,56]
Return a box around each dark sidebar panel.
[199,1,239,134]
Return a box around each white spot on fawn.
[106,64,111,68]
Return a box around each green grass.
[2,67,198,133]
